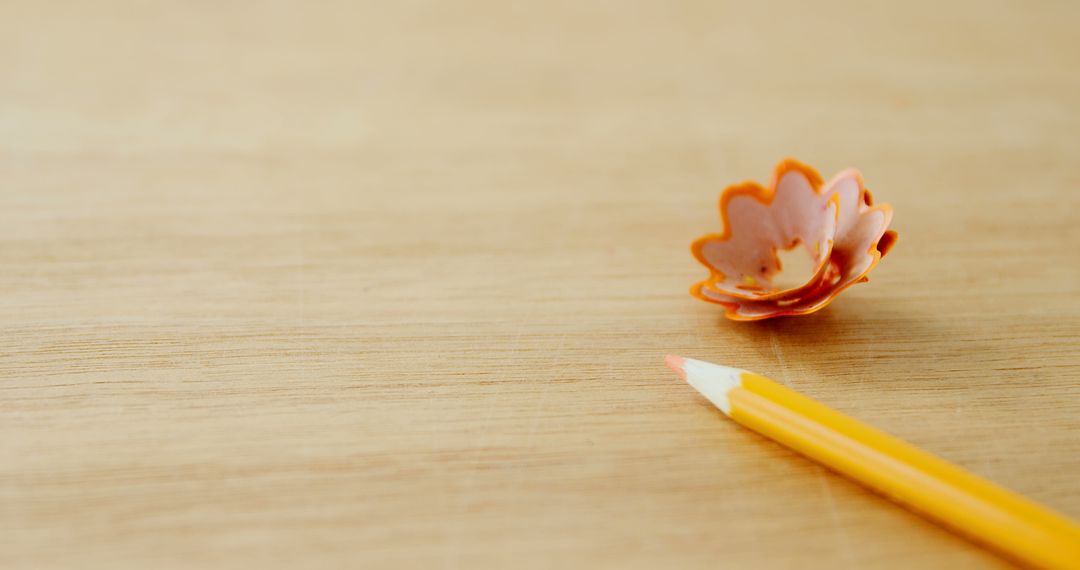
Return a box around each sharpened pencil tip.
[667,356,744,415]
[664,354,686,379]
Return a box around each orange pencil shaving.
[664,355,1080,570]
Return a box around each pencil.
[664,355,1080,570]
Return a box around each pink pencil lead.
[664,354,686,379]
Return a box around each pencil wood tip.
[664,354,686,379]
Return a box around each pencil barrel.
[728,377,1080,570]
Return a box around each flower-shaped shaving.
[690,159,897,321]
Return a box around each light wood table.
[3,2,1079,568]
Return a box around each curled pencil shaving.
[691,159,897,321]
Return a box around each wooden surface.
[3,2,1079,568]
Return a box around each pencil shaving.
[690,159,897,321]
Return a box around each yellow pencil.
[664,355,1080,570]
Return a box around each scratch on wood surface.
[769,330,792,387]
[814,467,857,565]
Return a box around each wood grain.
[3,1,1079,568]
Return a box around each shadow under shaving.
[717,296,992,389]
